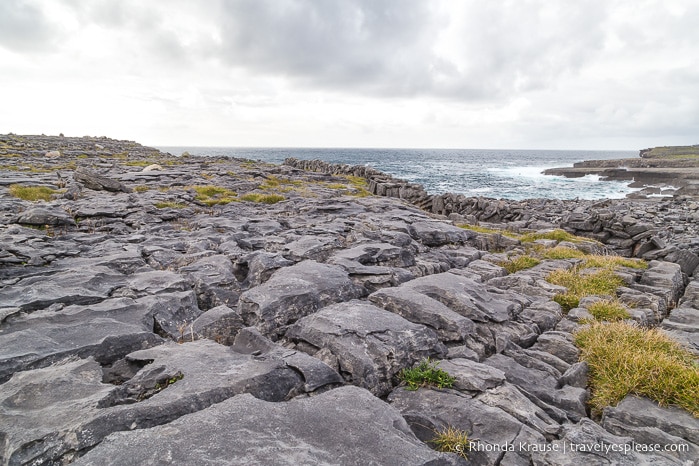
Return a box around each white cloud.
[0,0,697,149]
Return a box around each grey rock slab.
[238,260,365,338]
[530,331,581,366]
[330,242,415,267]
[517,300,563,333]
[16,207,76,226]
[75,386,462,466]
[286,300,446,397]
[639,260,685,305]
[388,387,546,466]
[438,358,506,392]
[281,235,339,261]
[476,383,563,439]
[191,304,245,345]
[487,274,567,300]
[408,220,473,246]
[0,340,306,465]
[232,327,344,392]
[368,286,476,342]
[532,418,678,465]
[239,251,294,287]
[0,291,200,381]
[0,267,126,311]
[464,259,508,281]
[559,361,589,389]
[74,167,130,192]
[404,271,517,323]
[484,353,588,422]
[601,395,699,445]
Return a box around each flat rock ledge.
[0,134,697,465]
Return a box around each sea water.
[157,147,639,201]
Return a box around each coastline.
[1,134,697,465]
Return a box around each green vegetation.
[8,184,57,201]
[125,160,153,167]
[134,185,151,192]
[191,185,238,206]
[398,358,455,391]
[260,175,303,190]
[431,426,470,459]
[582,255,648,270]
[342,175,372,197]
[547,268,626,311]
[154,201,188,209]
[240,193,285,204]
[575,322,699,417]
[586,299,630,322]
[498,255,541,273]
[520,228,594,244]
[540,246,587,260]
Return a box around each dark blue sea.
[157,147,639,201]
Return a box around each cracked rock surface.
[1,134,697,465]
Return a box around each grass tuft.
[240,193,285,204]
[586,299,630,322]
[398,358,455,391]
[540,246,587,260]
[431,426,470,459]
[520,229,594,244]
[547,268,625,312]
[575,321,699,417]
[191,185,238,206]
[498,255,541,273]
[583,255,648,270]
[9,184,56,201]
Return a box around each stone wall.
[284,158,699,275]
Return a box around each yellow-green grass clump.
[134,185,151,192]
[540,246,588,260]
[8,184,57,201]
[583,255,648,270]
[520,228,594,244]
[342,175,373,197]
[240,193,285,204]
[154,201,188,209]
[191,185,238,206]
[586,299,630,322]
[575,321,699,417]
[498,255,541,274]
[547,268,626,311]
[260,175,303,190]
[431,426,470,459]
[457,224,520,238]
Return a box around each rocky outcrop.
[1,134,698,465]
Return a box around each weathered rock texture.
[0,134,697,465]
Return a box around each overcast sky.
[1,0,697,150]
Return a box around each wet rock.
[286,300,446,396]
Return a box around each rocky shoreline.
[1,134,697,465]
[543,145,699,198]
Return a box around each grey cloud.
[210,0,611,101]
[0,0,57,52]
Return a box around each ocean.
[156,147,639,201]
